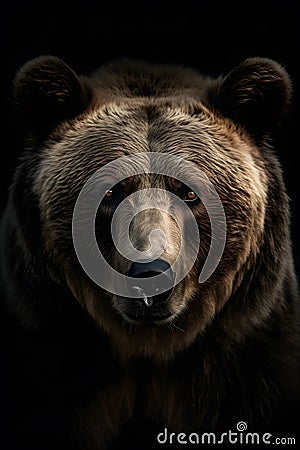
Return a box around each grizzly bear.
[0,55,299,450]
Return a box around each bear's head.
[10,56,293,360]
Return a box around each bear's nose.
[126,259,175,305]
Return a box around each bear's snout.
[126,259,175,304]
[113,259,177,324]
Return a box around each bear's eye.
[103,183,124,202]
[104,189,114,199]
[183,190,198,202]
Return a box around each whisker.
[170,321,185,333]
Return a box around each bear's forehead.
[36,98,264,202]
[37,99,262,197]
[49,99,243,159]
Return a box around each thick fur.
[0,56,299,450]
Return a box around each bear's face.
[13,56,291,360]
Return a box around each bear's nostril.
[126,259,171,278]
[126,259,175,304]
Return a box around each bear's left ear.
[207,57,292,136]
[13,55,92,133]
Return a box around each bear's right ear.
[13,56,91,133]
[206,57,292,137]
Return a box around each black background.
[1,0,299,276]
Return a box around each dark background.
[1,0,299,276]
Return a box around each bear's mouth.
[113,292,177,326]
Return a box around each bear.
[0,55,299,450]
